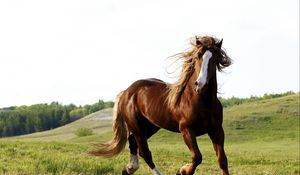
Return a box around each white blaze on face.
[195,50,213,89]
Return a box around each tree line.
[219,91,295,108]
[0,100,113,137]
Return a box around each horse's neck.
[202,75,218,102]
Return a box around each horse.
[90,35,232,175]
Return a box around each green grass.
[0,94,299,175]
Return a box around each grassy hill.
[0,94,299,175]
[8,108,113,142]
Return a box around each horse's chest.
[191,111,217,135]
[191,119,209,135]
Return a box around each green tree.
[60,108,70,125]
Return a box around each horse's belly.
[144,113,180,133]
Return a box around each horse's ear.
[215,38,223,49]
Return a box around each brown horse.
[90,36,232,175]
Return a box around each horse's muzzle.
[194,81,206,94]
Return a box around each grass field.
[0,94,299,175]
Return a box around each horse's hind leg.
[134,118,162,175]
[123,118,161,175]
[134,133,162,175]
[208,127,229,175]
[122,134,140,175]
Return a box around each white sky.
[0,0,299,107]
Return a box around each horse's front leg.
[208,127,229,175]
[177,126,202,175]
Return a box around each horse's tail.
[89,91,127,158]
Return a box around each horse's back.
[119,78,168,113]
[119,78,180,131]
[124,78,167,95]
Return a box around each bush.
[75,128,93,137]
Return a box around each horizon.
[0,91,297,108]
[0,0,299,108]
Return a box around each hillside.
[1,93,299,175]
[223,93,299,142]
[10,93,299,142]
[9,108,113,141]
[0,100,114,138]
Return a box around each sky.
[0,0,299,107]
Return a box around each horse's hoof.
[176,169,186,175]
[176,164,192,175]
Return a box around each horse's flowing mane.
[166,36,232,107]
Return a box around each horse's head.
[166,36,232,106]
[194,36,232,94]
